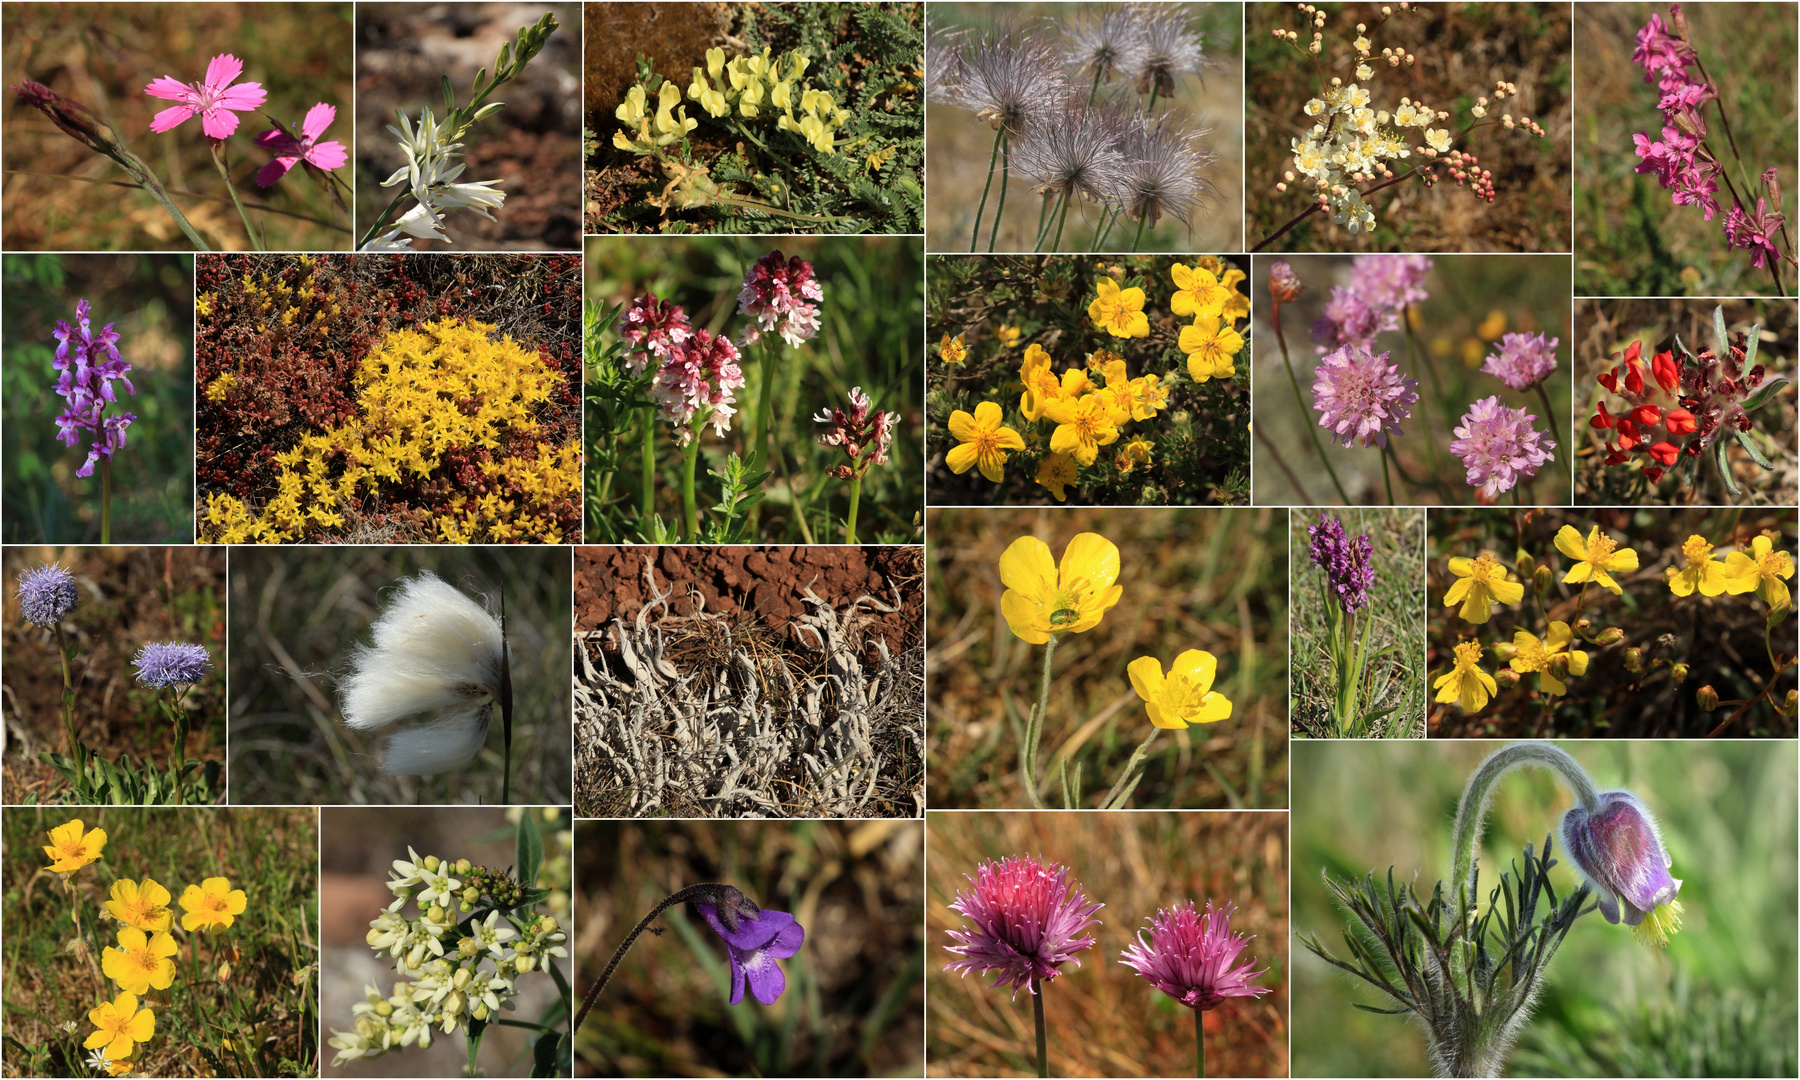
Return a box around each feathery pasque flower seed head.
[944,855,1103,998]
[1129,4,1209,98]
[1311,345,1419,449]
[17,563,78,628]
[1118,901,1271,1011]
[131,642,211,689]
[1010,99,1132,207]
[1449,396,1556,498]
[1059,4,1150,86]
[1117,110,1212,231]
[952,27,1070,132]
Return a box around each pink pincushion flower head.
[1311,345,1419,449]
[252,103,349,186]
[943,854,1103,999]
[144,54,267,139]
[1118,900,1272,1012]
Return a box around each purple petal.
[740,944,787,1004]
[698,902,794,952]
[256,157,296,187]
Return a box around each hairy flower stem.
[1099,728,1160,808]
[1449,743,1601,912]
[1049,191,1074,252]
[1274,309,1350,502]
[1032,976,1049,1077]
[844,475,861,544]
[970,126,1005,252]
[1128,211,1150,252]
[210,141,262,251]
[640,412,656,517]
[1021,635,1060,808]
[1195,1007,1205,1079]
[66,876,103,984]
[161,692,189,806]
[987,135,1010,253]
[1035,191,1067,251]
[1034,192,1054,250]
[572,883,746,1036]
[680,433,701,540]
[54,626,87,802]
[1532,382,1569,482]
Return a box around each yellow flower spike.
[101,927,178,996]
[43,819,107,874]
[1087,278,1150,338]
[615,84,647,126]
[1555,524,1639,595]
[1169,263,1230,319]
[1443,553,1525,624]
[1036,452,1078,502]
[1179,313,1244,382]
[998,532,1123,644]
[705,46,726,81]
[1723,534,1795,609]
[85,991,154,1062]
[1040,394,1120,466]
[1509,621,1589,695]
[1128,373,1170,420]
[1434,640,1497,712]
[945,402,1026,483]
[105,879,173,934]
[1128,651,1233,729]
[1665,534,1732,597]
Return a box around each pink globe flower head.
[943,855,1103,999]
[1561,790,1684,946]
[1449,396,1556,499]
[1309,286,1390,355]
[1311,345,1419,449]
[252,103,349,186]
[1118,900,1272,1012]
[1481,331,1560,390]
[144,54,267,139]
[738,251,824,348]
[1348,253,1433,312]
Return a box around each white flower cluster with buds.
[361,104,508,251]
[326,848,568,1066]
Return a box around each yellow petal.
[1190,693,1233,723]
[1553,525,1587,562]
[945,443,981,474]
[946,409,980,444]
[1443,576,1473,607]
[1127,655,1166,703]
[998,536,1056,596]
[1000,590,1050,645]
[1059,533,1121,593]
[1169,649,1217,694]
[1457,589,1492,624]
[1490,577,1525,604]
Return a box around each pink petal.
[305,140,348,171]
[199,108,241,139]
[144,76,197,102]
[252,128,296,151]
[149,104,197,132]
[300,102,336,141]
[255,157,296,187]
[203,54,245,90]
[214,82,267,111]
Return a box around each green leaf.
[1713,438,1741,496]
[1713,305,1729,355]
[1736,430,1775,468]
[531,1032,562,1077]
[465,1018,486,1075]
[1743,322,1761,372]
[516,810,544,890]
[1743,377,1789,411]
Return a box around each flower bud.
[1573,617,1592,633]
[458,937,478,958]
[1267,261,1304,304]
[375,1000,394,1017]
[516,956,536,975]
[1561,791,1683,946]
[422,855,440,873]
[1696,685,1719,711]
[1784,690,1798,715]
[463,886,481,905]
[454,966,473,990]
[457,859,473,876]
[1495,668,1522,689]
[1670,662,1689,684]
[1593,627,1624,646]
[1491,640,1518,663]
[1515,551,1536,580]
[1548,653,1571,680]
[428,904,448,924]
[1623,647,1644,673]
[473,1003,490,1021]
[1532,565,1553,595]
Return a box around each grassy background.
[1572,3,1798,297]
[1252,253,1574,505]
[1,806,318,1077]
[571,819,923,1077]
[926,508,1288,809]
[926,810,1288,1078]
[1573,298,1797,505]
[1292,741,1797,1078]
[226,546,571,806]
[1289,507,1426,738]
[2,2,354,250]
[1427,507,1798,738]
[2,254,194,543]
[584,235,923,544]
[2,546,224,804]
[925,2,1244,253]
[1246,2,1572,252]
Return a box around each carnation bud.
[1695,685,1719,711]
[1670,662,1689,684]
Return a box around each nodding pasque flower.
[943,855,1103,998]
[1118,901,1270,1011]
[51,298,137,479]
[16,563,78,628]
[738,251,823,348]
[131,642,212,689]
[1561,790,1684,946]
[1311,344,1419,449]
[1308,515,1375,615]
[694,888,806,1005]
[1449,396,1556,499]
[998,533,1123,643]
[339,570,513,776]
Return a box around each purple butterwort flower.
[1449,396,1556,499]
[51,299,137,479]
[16,564,78,628]
[1725,196,1786,270]
[943,855,1103,999]
[1307,515,1375,615]
[1481,331,1560,390]
[252,103,349,186]
[1118,901,1271,1012]
[143,53,267,139]
[1348,254,1433,312]
[1561,790,1684,946]
[652,328,745,442]
[738,251,823,349]
[1309,286,1390,355]
[132,641,212,689]
[1310,345,1418,450]
[619,294,693,375]
[694,896,806,1005]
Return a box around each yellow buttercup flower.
[85,991,155,1062]
[998,532,1124,644]
[102,927,178,996]
[1555,525,1639,596]
[1169,263,1230,319]
[1179,314,1243,382]
[179,877,248,934]
[1443,553,1525,624]
[939,333,967,365]
[1036,452,1077,502]
[105,879,173,934]
[1041,394,1120,466]
[1093,360,1136,425]
[1509,621,1590,695]
[1665,534,1732,597]
[43,819,107,874]
[1724,534,1794,610]
[1118,435,1153,472]
[946,402,1026,483]
[1087,278,1150,339]
[1433,640,1496,711]
[1127,651,1233,729]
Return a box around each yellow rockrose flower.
[1509,621,1590,695]
[1041,394,1121,466]
[1087,278,1150,338]
[1127,650,1233,729]
[43,819,107,874]
[939,333,968,365]
[1128,373,1170,420]
[1220,267,1251,322]
[179,876,249,934]
[1724,534,1795,610]
[85,992,154,1062]
[1179,313,1244,382]
[105,878,173,934]
[101,927,178,996]
[1555,524,1639,596]
[998,532,1124,643]
[1665,534,1732,597]
[946,402,1026,483]
[1036,452,1077,502]
[1443,552,1525,624]
[1169,263,1230,319]
[1433,640,1497,711]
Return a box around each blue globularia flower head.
[16,563,79,628]
[131,641,212,689]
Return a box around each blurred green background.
[1252,253,1574,506]
[1292,740,1797,1077]
[926,507,1288,809]
[2,2,355,250]
[585,236,923,543]
[2,254,193,542]
[227,547,571,806]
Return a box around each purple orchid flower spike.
[695,894,806,1005]
[1561,789,1684,946]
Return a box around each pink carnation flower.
[144,54,267,139]
[252,103,349,186]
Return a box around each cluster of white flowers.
[1284,81,1450,234]
[326,847,568,1066]
[361,104,508,251]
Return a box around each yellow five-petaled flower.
[1665,534,1735,597]
[1127,651,1233,729]
[101,927,178,996]
[85,991,155,1062]
[1087,278,1150,339]
[998,533,1124,644]
[946,402,1026,483]
[1035,453,1077,503]
[1433,640,1497,712]
[1556,524,1639,596]
[105,878,173,934]
[1509,621,1590,695]
[1724,534,1795,610]
[43,819,107,874]
[1443,553,1524,624]
[179,876,248,934]
[1040,394,1120,466]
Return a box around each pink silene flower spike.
[144,54,267,139]
[253,103,349,186]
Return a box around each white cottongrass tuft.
[339,571,509,776]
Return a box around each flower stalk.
[1032,976,1048,1077]
[209,140,262,250]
